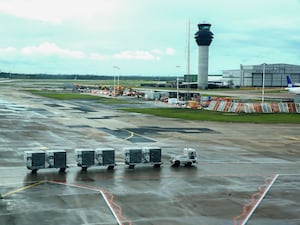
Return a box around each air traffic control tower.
[194,23,214,89]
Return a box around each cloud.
[90,53,108,61]
[151,48,175,56]
[20,42,86,59]
[113,50,160,60]
[0,42,175,64]
[0,0,123,24]
[112,48,175,60]
[0,47,17,55]
[165,48,175,55]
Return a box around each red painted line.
[233,174,278,225]
[102,190,132,225]
[48,181,132,225]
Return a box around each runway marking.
[283,136,300,141]
[1,180,46,198]
[49,181,132,225]
[198,161,297,164]
[233,174,279,225]
[101,190,132,225]
[1,180,132,225]
[123,129,156,142]
[124,130,134,140]
[277,173,300,176]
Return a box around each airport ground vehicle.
[170,148,198,167]
[24,150,67,173]
[124,147,162,169]
[24,147,197,173]
[75,148,115,171]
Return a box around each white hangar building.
[222,63,300,87]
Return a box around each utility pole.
[176,65,181,102]
[262,63,266,104]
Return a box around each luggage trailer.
[124,147,162,169]
[24,150,67,173]
[75,148,115,171]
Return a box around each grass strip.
[25,90,132,104]
[121,108,300,123]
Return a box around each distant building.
[184,74,198,83]
[223,63,300,87]
[183,74,226,88]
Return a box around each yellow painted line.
[125,130,134,140]
[1,181,46,198]
[283,136,300,141]
[123,129,156,142]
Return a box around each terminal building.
[222,63,300,87]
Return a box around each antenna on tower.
[186,20,191,76]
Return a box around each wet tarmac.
[0,83,300,225]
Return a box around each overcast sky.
[0,0,300,76]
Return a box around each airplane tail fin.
[286,75,294,88]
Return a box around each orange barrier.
[253,103,262,113]
[207,101,299,113]
[228,103,237,112]
[236,103,244,113]
[271,103,280,113]
[287,102,296,112]
[217,101,226,111]
[213,101,221,111]
[224,101,232,112]
[279,103,289,112]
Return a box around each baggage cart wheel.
[128,165,135,169]
[153,164,161,168]
[107,165,114,170]
[172,160,180,167]
[185,162,192,167]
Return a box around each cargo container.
[25,150,67,173]
[24,151,46,173]
[124,147,162,169]
[95,148,115,170]
[75,148,115,171]
[46,150,67,172]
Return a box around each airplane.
[285,75,300,94]
[286,75,300,87]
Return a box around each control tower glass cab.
[194,23,214,46]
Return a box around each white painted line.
[198,161,291,164]
[277,173,300,176]
[100,190,123,225]
[241,174,279,225]
[48,181,123,225]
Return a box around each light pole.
[262,63,266,104]
[240,64,244,87]
[176,66,180,102]
[113,66,120,96]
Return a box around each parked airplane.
[285,75,300,94]
[287,75,300,87]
